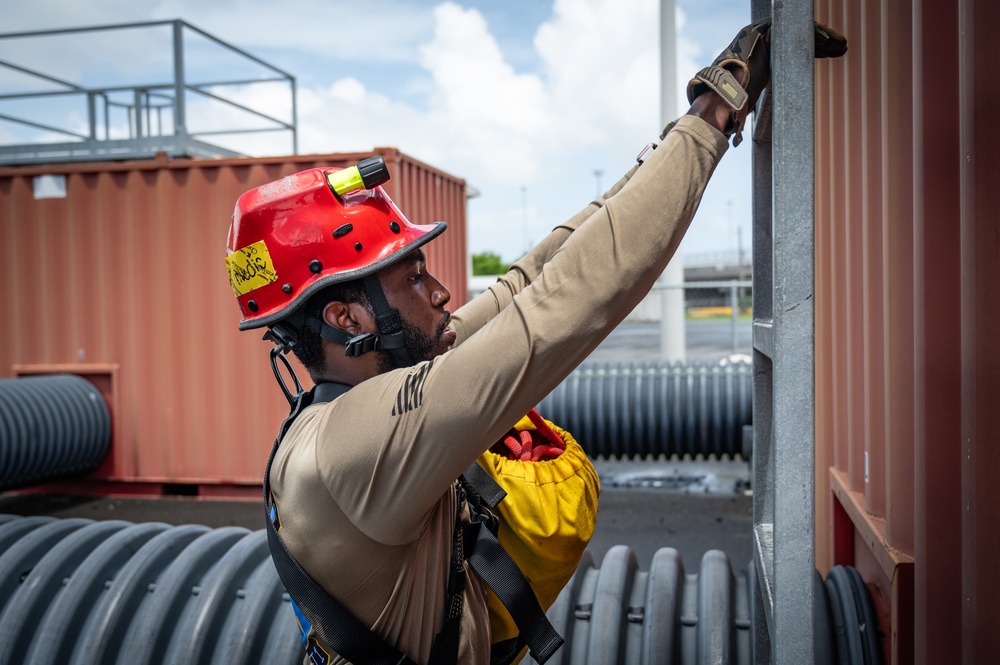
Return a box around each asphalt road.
[585,318,753,364]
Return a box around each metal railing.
[619,280,752,360]
[0,20,297,164]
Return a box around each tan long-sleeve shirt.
[270,114,729,665]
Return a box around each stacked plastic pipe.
[0,374,110,491]
[0,515,882,665]
[0,363,749,494]
[537,359,752,459]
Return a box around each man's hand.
[686,18,848,146]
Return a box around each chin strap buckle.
[344,330,407,358]
[344,333,380,358]
[263,322,299,354]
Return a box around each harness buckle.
[471,503,500,536]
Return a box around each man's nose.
[428,274,450,307]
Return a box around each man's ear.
[322,301,370,335]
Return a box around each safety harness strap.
[457,465,562,664]
[266,524,416,665]
[264,382,467,665]
[463,520,564,664]
[461,460,507,508]
[490,638,527,665]
[264,381,562,665]
[264,383,417,665]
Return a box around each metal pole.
[87,92,96,140]
[290,76,298,154]
[659,0,686,361]
[731,280,739,354]
[103,94,110,140]
[770,1,816,659]
[751,0,776,659]
[750,0,817,662]
[133,89,143,138]
[172,20,187,141]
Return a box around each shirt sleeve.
[449,162,641,345]
[318,115,730,544]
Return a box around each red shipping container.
[0,148,468,497]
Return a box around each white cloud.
[328,78,367,105]
[0,0,754,261]
[536,0,658,135]
[416,3,553,183]
[159,0,750,261]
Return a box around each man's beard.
[373,315,448,373]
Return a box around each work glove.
[687,18,848,145]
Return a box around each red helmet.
[226,164,445,331]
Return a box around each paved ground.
[588,458,752,570]
[580,320,755,570]
[0,321,755,572]
[584,318,753,364]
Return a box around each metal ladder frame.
[750,1,817,662]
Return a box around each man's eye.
[410,272,423,283]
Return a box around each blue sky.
[1,0,753,263]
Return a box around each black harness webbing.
[264,384,416,665]
[263,382,563,665]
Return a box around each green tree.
[471,251,510,276]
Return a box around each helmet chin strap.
[303,274,415,369]
[360,274,415,369]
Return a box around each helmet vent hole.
[309,260,323,273]
[282,283,292,294]
[248,300,259,313]
[333,223,353,238]
[389,221,401,233]
[354,242,363,251]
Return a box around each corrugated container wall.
[0,148,468,495]
[813,1,998,664]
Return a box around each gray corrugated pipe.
[0,515,882,665]
[526,547,752,664]
[0,374,111,491]
[536,360,752,460]
[0,515,299,665]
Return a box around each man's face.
[375,249,456,369]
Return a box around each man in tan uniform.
[226,19,845,665]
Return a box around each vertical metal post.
[659,0,686,361]
[133,89,143,138]
[87,92,97,140]
[103,94,110,141]
[173,20,187,141]
[751,0,817,662]
[731,281,739,353]
[290,76,299,154]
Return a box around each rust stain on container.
[0,148,467,488]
